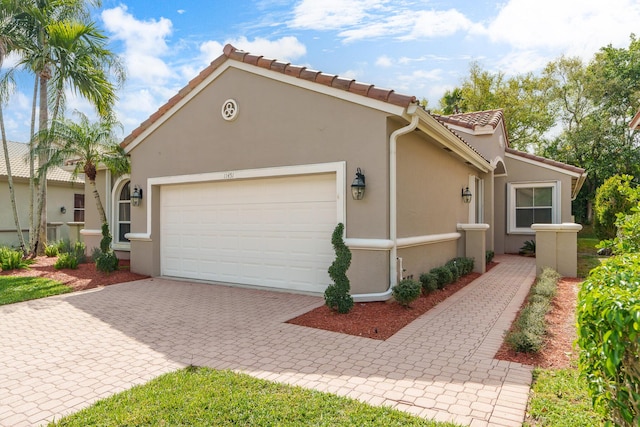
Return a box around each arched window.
[116,181,131,244]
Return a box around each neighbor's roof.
[121,44,418,149]
[505,147,585,175]
[432,109,505,131]
[0,140,83,183]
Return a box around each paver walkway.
[0,255,536,426]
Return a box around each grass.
[577,233,605,278]
[525,368,605,426]
[0,276,72,306]
[49,367,460,427]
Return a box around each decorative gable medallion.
[221,99,239,121]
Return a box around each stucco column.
[457,223,490,273]
[531,223,582,277]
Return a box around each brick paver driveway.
[0,255,535,427]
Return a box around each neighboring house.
[83,45,584,300]
[0,140,85,248]
[433,110,587,254]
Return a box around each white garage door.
[160,173,337,293]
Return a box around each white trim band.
[531,223,583,232]
[80,229,101,236]
[344,238,394,250]
[396,232,461,248]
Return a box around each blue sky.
[3,0,640,142]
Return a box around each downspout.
[353,108,420,302]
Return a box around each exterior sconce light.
[351,168,366,200]
[462,187,472,204]
[60,206,66,214]
[131,185,143,207]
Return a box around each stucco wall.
[495,155,576,254]
[127,67,393,292]
[0,178,83,248]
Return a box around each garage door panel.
[160,173,336,293]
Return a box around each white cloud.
[494,50,551,75]
[101,5,174,84]
[177,9,185,14]
[486,0,640,60]
[400,9,476,40]
[290,0,387,30]
[223,36,307,62]
[376,55,393,67]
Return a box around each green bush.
[594,174,636,241]
[505,267,559,353]
[486,250,494,264]
[54,253,79,270]
[577,253,640,426]
[392,278,421,307]
[445,262,460,282]
[44,245,59,257]
[54,239,72,254]
[72,241,87,264]
[324,223,354,314]
[519,239,536,256]
[447,257,475,276]
[430,266,453,289]
[0,247,30,271]
[419,272,438,294]
[95,251,119,273]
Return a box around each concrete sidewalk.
[0,255,536,426]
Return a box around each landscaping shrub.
[486,250,494,264]
[72,241,87,264]
[54,253,79,270]
[0,247,30,271]
[505,267,559,353]
[576,253,640,426]
[392,278,421,307]
[519,239,536,256]
[324,223,354,314]
[94,223,119,273]
[447,257,474,275]
[594,174,636,241]
[54,239,72,254]
[44,245,59,257]
[430,266,453,289]
[445,262,460,282]
[419,272,438,294]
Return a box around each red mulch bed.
[494,277,581,368]
[287,262,498,340]
[0,256,149,292]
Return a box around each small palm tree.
[40,111,129,225]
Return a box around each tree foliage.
[324,223,354,314]
[593,175,637,240]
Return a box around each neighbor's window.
[508,182,560,233]
[116,181,131,243]
[73,193,85,222]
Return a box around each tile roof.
[505,147,586,175]
[0,140,83,183]
[431,109,505,131]
[121,44,418,149]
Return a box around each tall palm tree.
[41,111,129,225]
[9,0,122,254]
[0,0,28,252]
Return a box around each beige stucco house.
[83,45,585,300]
[1,140,85,248]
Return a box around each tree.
[39,111,129,225]
[7,0,123,254]
[437,62,555,150]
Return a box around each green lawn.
[49,367,460,427]
[0,276,72,306]
[577,233,605,278]
[525,368,604,427]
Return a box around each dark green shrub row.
[577,253,640,426]
[505,268,559,353]
[324,223,354,314]
[0,247,31,271]
[418,257,474,295]
[392,278,421,307]
[54,253,79,270]
[486,250,494,264]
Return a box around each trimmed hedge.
[419,272,438,294]
[430,266,453,289]
[577,253,640,426]
[392,278,421,307]
[505,268,559,353]
[324,223,354,314]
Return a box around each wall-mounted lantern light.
[131,185,143,207]
[351,168,366,200]
[462,187,472,204]
[60,206,66,214]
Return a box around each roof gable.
[121,44,417,151]
[432,109,506,136]
[0,141,83,183]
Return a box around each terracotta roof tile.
[505,147,586,175]
[121,44,418,149]
[433,109,504,131]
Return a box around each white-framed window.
[507,181,561,234]
[469,175,484,224]
[112,176,131,250]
